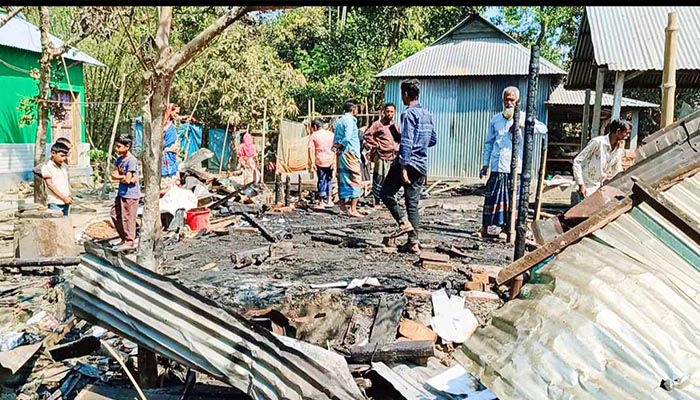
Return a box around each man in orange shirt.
[308,119,336,208]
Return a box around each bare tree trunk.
[135,7,174,388]
[34,7,53,205]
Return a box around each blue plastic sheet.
[208,128,233,171]
[178,122,203,159]
[132,117,144,156]
[130,118,203,160]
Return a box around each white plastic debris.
[346,277,381,290]
[87,326,108,338]
[26,311,48,326]
[430,289,478,343]
[310,281,349,289]
[426,365,481,396]
[159,186,198,216]
[0,332,25,352]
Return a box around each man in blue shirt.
[333,101,364,217]
[480,86,548,238]
[380,79,437,254]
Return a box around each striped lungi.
[482,171,519,229]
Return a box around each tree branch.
[119,12,151,72]
[167,6,252,72]
[52,17,100,59]
[155,6,173,68]
[0,6,24,30]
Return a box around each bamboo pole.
[100,340,147,400]
[591,67,605,137]
[260,101,267,182]
[581,89,591,148]
[661,11,680,128]
[533,134,548,222]
[183,74,210,161]
[611,71,625,119]
[218,119,230,175]
[103,73,127,195]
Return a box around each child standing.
[41,142,72,216]
[110,134,141,251]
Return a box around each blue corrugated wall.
[384,76,556,179]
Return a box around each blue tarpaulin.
[208,128,233,171]
[178,122,203,159]
[132,117,144,156]
[131,118,203,160]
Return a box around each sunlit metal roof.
[0,11,104,66]
[377,14,565,78]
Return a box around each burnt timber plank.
[368,295,406,346]
[497,197,633,285]
[350,341,435,364]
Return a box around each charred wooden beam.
[349,341,434,365]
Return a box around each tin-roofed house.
[0,9,104,189]
[377,14,567,179]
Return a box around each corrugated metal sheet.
[377,39,565,78]
[588,7,700,72]
[384,76,554,179]
[0,15,103,66]
[377,14,565,79]
[567,7,700,89]
[461,171,700,399]
[70,244,364,400]
[547,85,659,108]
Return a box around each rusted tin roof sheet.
[69,243,364,400]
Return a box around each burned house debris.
[2,6,700,400]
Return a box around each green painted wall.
[0,45,86,144]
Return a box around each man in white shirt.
[480,86,548,237]
[41,142,72,216]
[572,119,632,201]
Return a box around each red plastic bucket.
[185,208,211,231]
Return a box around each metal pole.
[661,11,680,128]
[506,101,521,244]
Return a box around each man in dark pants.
[380,79,437,254]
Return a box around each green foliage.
[492,6,584,68]
[88,147,109,183]
[171,22,305,130]
[269,6,484,115]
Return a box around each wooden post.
[612,71,625,119]
[533,134,548,222]
[661,11,680,128]
[630,109,640,150]
[591,67,605,137]
[284,176,291,207]
[218,120,230,176]
[260,101,267,183]
[581,89,591,147]
[507,100,521,244]
[103,74,127,195]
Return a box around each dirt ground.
[163,188,512,350]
